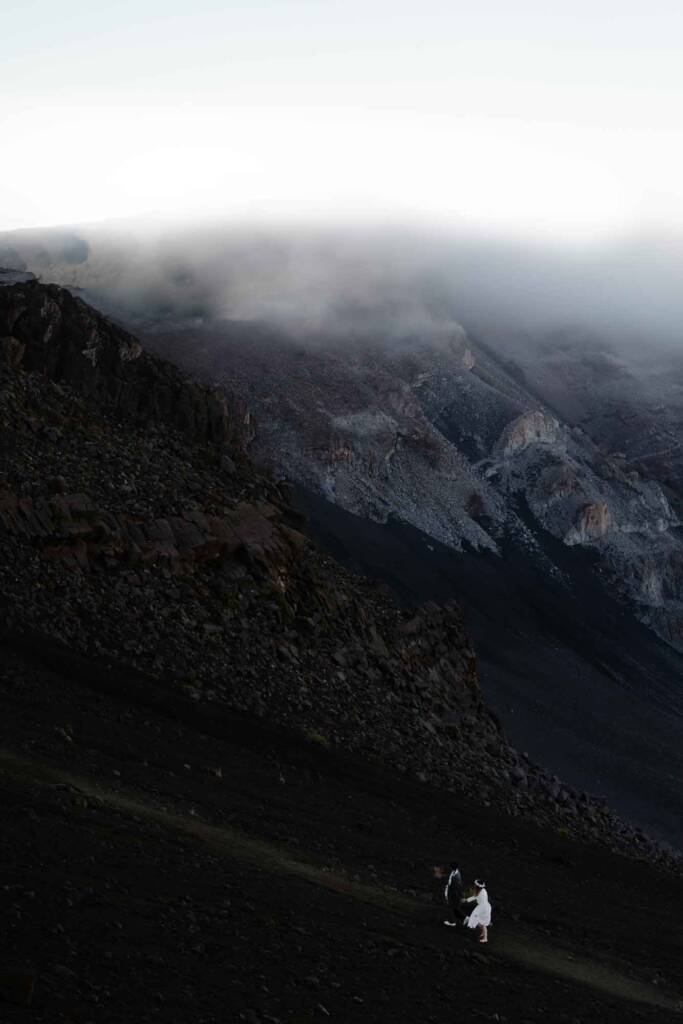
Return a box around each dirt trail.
[2,745,680,1016]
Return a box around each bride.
[462,879,492,944]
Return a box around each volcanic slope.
[0,279,682,1021]
[296,487,683,850]
[4,278,678,867]
[1,640,682,1024]
[4,228,683,854]
[134,320,683,850]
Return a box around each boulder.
[498,410,562,457]
[564,501,612,546]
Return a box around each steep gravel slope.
[1,640,681,1023]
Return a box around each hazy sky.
[3,1,683,239]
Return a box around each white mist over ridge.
[2,218,683,351]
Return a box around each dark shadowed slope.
[1,640,681,1023]
[295,487,683,850]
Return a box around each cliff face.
[132,317,683,652]
[1,279,674,867]
[0,281,251,453]
[141,325,505,556]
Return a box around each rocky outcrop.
[176,327,502,552]
[0,280,251,453]
[498,410,562,456]
[564,501,613,546]
[0,482,303,582]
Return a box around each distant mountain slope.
[2,225,683,856]
[493,326,683,502]
[139,318,683,657]
[2,224,682,651]
[115,318,683,849]
[4,279,670,868]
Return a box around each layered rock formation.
[0,280,251,453]
[0,482,301,581]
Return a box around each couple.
[437,863,491,944]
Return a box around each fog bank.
[2,219,683,352]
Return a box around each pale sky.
[3,0,683,239]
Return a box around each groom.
[433,862,464,927]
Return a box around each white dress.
[463,887,492,929]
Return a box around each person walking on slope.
[441,862,464,927]
[462,879,492,943]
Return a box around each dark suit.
[445,869,464,922]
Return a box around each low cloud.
[2,218,683,354]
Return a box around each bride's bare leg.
[479,925,488,943]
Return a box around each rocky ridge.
[1,279,679,871]
[124,317,683,652]
[3,227,683,650]
[0,280,251,453]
